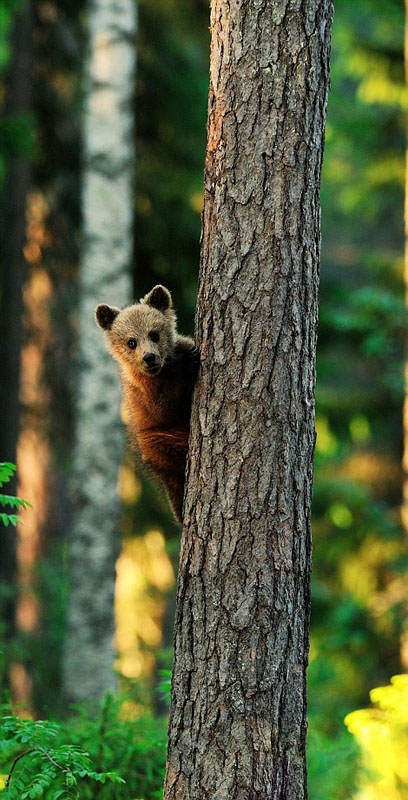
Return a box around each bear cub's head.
[95,285,177,379]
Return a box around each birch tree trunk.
[62,0,136,702]
[164,2,333,798]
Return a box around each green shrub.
[0,693,166,800]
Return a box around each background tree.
[62,0,137,703]
[0,0,33,670]
[164,2,333,798]
[0,0,32,474]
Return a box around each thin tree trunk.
[164,2,333,798]
[62,0,137,703]
[0,0,32,652]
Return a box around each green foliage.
[135,0,209,330]
[0,703,125,799]
[19,547,68,717]
[0,112,35,175]
[309,0,406,792]
[0,463,31,528]
[0,2,36,186]
[0,464,16,485]
[308,718,358,800]
[0,0,21,74]
[345,675,408,798]
[157,670,172,705]
[0,694,166,800]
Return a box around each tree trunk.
[164,2,333,798]
[0,0,32,654]
[62,0,137,703]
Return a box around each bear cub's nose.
[143,353,156,366]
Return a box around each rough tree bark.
[62,0,136,702]
[164,2,333,798]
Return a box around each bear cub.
[95,285,199,522]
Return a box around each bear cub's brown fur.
[95,285,199,522]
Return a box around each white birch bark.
[62,0,137,702]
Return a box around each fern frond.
[0,464,32,527]
[0,513,22,528]
[0,462,16,487]
[0,495,32,511]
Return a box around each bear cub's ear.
[143,285,172,312]
[95,304,120,330]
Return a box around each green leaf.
[0,462,16,487]
[0,495,32,511]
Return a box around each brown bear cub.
[95,285,199,522]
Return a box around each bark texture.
[164,2,333,798]
[62,0,136,702]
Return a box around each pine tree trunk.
[62,0,137,702]
[164,2,333,798]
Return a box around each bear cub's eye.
[149,331,160,343]
[128,338,137,349]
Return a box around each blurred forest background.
[1,0,408,797]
